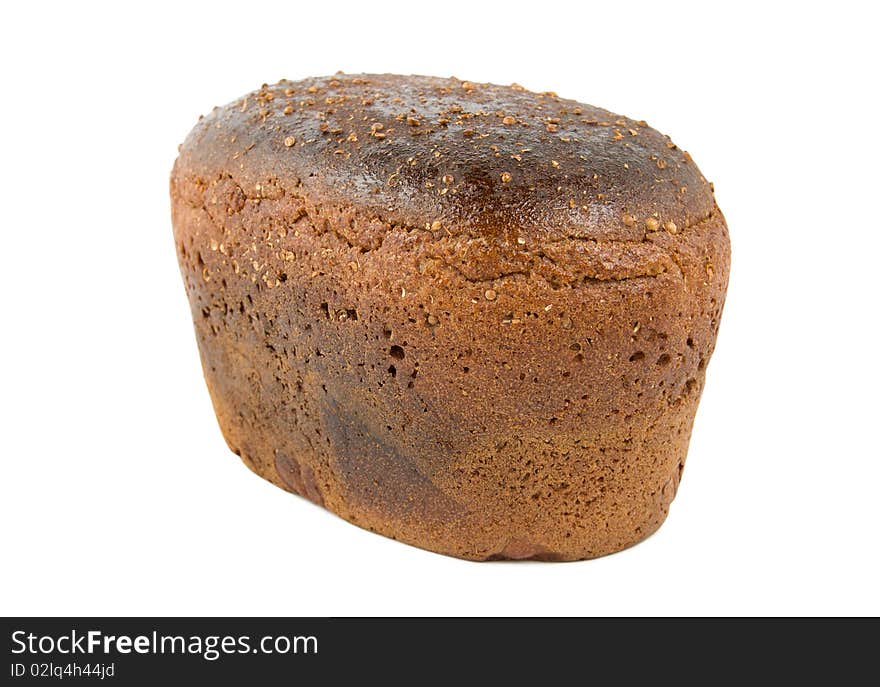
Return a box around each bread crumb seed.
[427,315,439,326]
[622,213,636,227]
[484,289,497,301]
[664,220,678,234]
[502,115,517,125]
[431,220,443,232]
[551,160,560,168]
[500,172,512,183]
[442,174,454,185]
[284,136,296,147]
[645,217,660,232]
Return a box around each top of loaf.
[176,73,715,243]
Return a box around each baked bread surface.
[171,73,730,560]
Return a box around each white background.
[2,1,878,617]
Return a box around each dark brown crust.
[180,74,714,245]
[171,74,730,561]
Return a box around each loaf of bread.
[170,74,730,560]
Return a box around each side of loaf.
[170,74,730,560]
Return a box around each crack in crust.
[175,167,716,288]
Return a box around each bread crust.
[171,74,730,560]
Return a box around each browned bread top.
[177,73,715,250]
